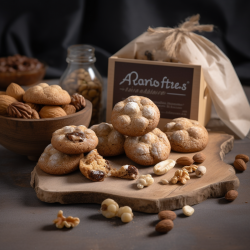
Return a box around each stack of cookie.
[110,96,171,166]
[37,124,139,182]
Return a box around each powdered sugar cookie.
[51,125,98,154]
[163,118,208,152]
[23,83,71,105]
[37,144,83,175]
[90,123,126,156]
[79,149,111,182]
[124,128,171,166]
[111,96,160,137]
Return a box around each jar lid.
[67,44,96,63]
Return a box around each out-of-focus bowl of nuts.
[0,54,46,89]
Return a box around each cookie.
[23,83,71,105]
[79,149,111,182]
[90,123,126,157]
[163,118,208,152]
[51,125,98,154]
[124,128,171,166]
[37,144,83,175]
[111,96,160,137]
[110,165,139,180]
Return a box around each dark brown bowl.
[0,63,46,89]
[0,100,92,160]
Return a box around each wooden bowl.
[0,100,92,160]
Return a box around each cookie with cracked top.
[90,122,126,157]
[111,96,160,137]
[37,144,83,175]
[79,149,111,182]
[163,118,208,152]
[124,128,171,166]
[51,125,98,154]
[23,83,71,105]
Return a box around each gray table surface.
[0,83,250,250]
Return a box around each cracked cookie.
[110,165,139,180]
[124,128,171,166]
[37,144,83,175]
[51,125,98,154]
[111,96,160,137]
[79,149,111,182]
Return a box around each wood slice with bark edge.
[31,133,239,213]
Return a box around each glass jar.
[59,44,103,126]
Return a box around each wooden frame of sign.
[106,56,211,130]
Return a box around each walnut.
[7,102,32,119]
[25,102,42,112]
[53,210,80,229]
[62,104,76,115]
[71,93,86,111]
[31,109,40,119]
[182,165,198,173]
[171,169,190,185]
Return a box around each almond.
[233,159,247,171]
[225,190,238,201]
[235,154,249,163]
[6,83,25,102]
[193,152,206,163]
[155,219,174,233]
[176,156,194,166]
[0,95,18,115]
[39,106,67,118]
[158,211,176,221]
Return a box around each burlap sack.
[114,14,250,138]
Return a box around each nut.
[171,169,190,184]
[39,106,67,118]
[153,159,176,175]
[137,174,154,189]
[155,219,174,233]
[53,210,80,229]
[158,210,176,221]
[225,190,238,201]
[101,198,119,218]
[7,102,32,119]
[71,93,86,111]
[25,102,41,112]
[234,159,247,171]
[161,179,169,185]
[235,154,249,163]
[117,206,134,223]
[31,109,40,119]
[182,165,198,173]
[182,205,194,216]
[0,95,17,115]
[176,156,194,166]
[195,166,206,177]
[62,104,76,115]
[6,83,25,102]
[193,152,206,163]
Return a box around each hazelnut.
[155,219,174,233]
[158,210,176,221]
[234,159,247,171]
[225,190,238,201]
[195,166,206,177]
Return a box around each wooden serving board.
[31,132,239,213]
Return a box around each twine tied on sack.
[147,14,214,58]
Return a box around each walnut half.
[53,210,80,229]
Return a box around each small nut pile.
[53,210,80,229]
[137,174,154,189]
[234,154,249,171]
[155,210,176,233]
[62,68,102,125]
[0,82,86,119]
[101,198,134,223]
